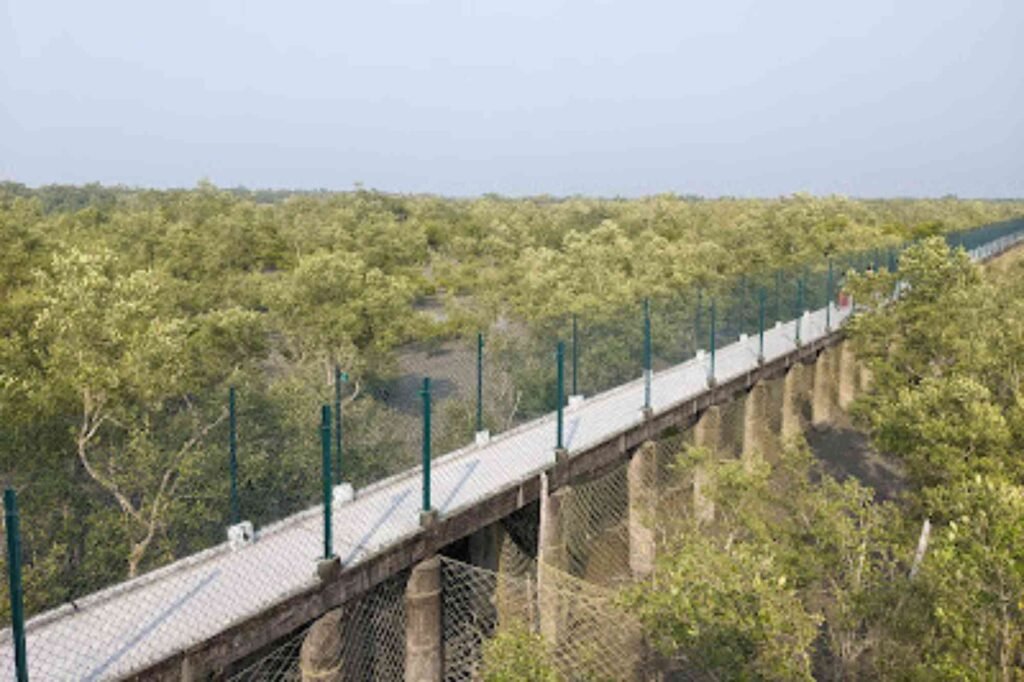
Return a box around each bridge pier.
[692,405,722,523]
[299,608,348,682]
[538,471,570,644]
[628,441,658,579]
[836,341,858,410]
[405,556,443,682]
[781,363,806,440]
[741,382,771,468]
[811,348,836,428]
[694,404,723,451]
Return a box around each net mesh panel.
[578,304,644,398]
[441,556,499,682]
[441,555,648,682]
[538,562,648,681]
[651,291,701,370]
[225,569,408,682]
[269,218,1024,512]
[353,344,433,487]
[486,317,564,430]
[227,624,310,681]
[562,463,631,587]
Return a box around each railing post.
[320,405,333,560]
[421,378,433,521]
[556,341,565,452]
[708,300,717,386]
[476,333,484,434]
[826,258,834,332]
[643,298,652,412]
[571,314,579,397]
[694,289,703,354]
[795,277,804,346]
[334,366,345,483]
[738,275,748,338]
[758,287,766,363]
[774,270,782,324]
[4,488,28,682]
[229,386,239,526]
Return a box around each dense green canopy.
[1,181,1021,630]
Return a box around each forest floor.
[806,423,905,502]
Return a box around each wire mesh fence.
[561,465,631,588]
[443,554,649,682]
[195,216,1024,548]
[225,568,408,682]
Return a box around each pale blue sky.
[1,0,1021,196]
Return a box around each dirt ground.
[805,425,905,501]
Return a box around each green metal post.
[229,386,239,525]
[826,259,834,331]
[738,275,748,337]
[643,298,652,411]
[571,314,579,396]
[796,277,804,346]
[887,248,896,273]
[774,270,782,324]
[320,405,333,560]
[421,378,432,513]
[758,287,766,362]
[476,333,484,433]
[708,300,716,384]
[334,366,343,484]
[694,289,703,353]
[4,489,28,682]
[556,341,565,450]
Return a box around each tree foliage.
[0,180,1021,630]
[624,238,1024,679]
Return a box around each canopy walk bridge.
[2,221,1023,681]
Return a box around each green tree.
[30,248,265,576]
[480,621,562,682]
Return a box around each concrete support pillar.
[781,364,804,440]
[836,342,857,411]
[300,608,347,682]
[693,406,721,523]
[811,349,835,428]
[693,405,723,451]
[538,472,568,571]
[628,442,658,579]
[405,556,443,682]
[741,382,771,468]
[538,472,569,644]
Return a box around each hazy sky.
[1,0,1021,197]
